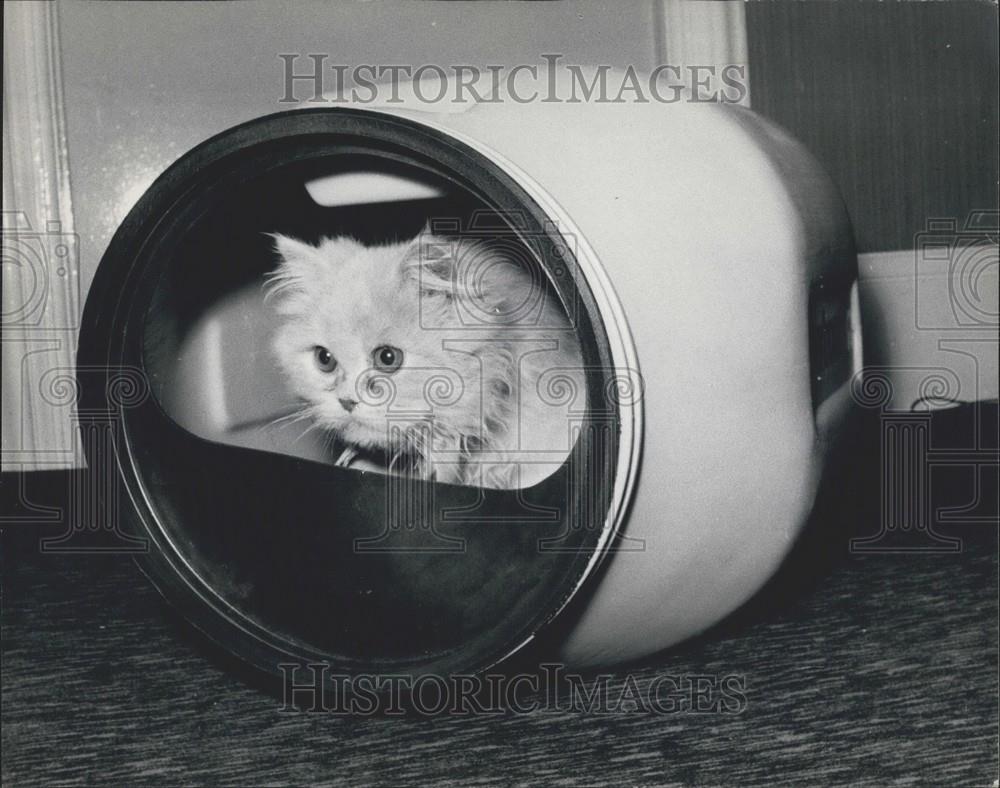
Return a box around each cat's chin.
[332,418,394,451]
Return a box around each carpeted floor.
[2,405,997,786]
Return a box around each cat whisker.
[289,417,327,445]
[267,407,312,429]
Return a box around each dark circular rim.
[77,107,621,690]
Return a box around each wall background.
[2,0,997,468]
[746,0,999,410]
[56,0,661,298]
[746,0,998,253]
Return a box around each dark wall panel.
[747,0,998,252]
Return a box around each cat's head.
[265,232,517,456]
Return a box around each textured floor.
[2,405,997,786]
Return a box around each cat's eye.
[313,345,337,373]
[373,345,404,374]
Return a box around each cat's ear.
[401,232,458,299]
[270,233,318,268]
[264,233,318,301]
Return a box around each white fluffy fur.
[265,229,586,489]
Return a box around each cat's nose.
[338,397,358,413]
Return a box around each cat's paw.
[341,456,385,475]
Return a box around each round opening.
[78,109,625,683]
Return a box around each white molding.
[2,1,83,470]
[655,0,751,106]
[858,249,999,410]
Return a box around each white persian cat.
[265,229,585,489]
